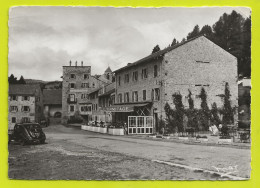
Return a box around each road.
[8,125,251,180]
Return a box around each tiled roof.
[114,35,206,73]
[43,89,62,105]
[9,84,40,96]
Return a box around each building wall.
[44,105,62,117]
[115,58,162,110]
[8,96,36,129]
[62,66,91,122]
[35,85,44,122]
[162,36,238,117]
[114,36,238,122]
[62,66,107,123]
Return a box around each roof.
[43,89,62,105]
[99,88,115,97]
[9,84,41,96]
[104,66,112,73]
[87,87,101,95]
[114,35,228,73]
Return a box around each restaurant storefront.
[101,102,154,134]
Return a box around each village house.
[112,35,238,134]
[8,84,44,129]
[61,61,112,124]
[43,89,62,119]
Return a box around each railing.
[67,98,77,104]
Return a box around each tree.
[200,25,213,39]
[222,82,234,125]
[171,38,179,46]
[187,25,200,40]
[181,38,186,43]
[152,45,161,54]
[186,90,199,130]
[8,74,18,84]
[18,76,26,84]
[211,102,221,126]
[242,17,251,77]
[172,92,185,132]
[198,87,210,129]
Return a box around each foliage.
[222,82,234,125]
[172,92,185,132]
[187,25,200,40]
[198,88,211,129]
[210,102,221,126]
[8,74,26,84]
[170,38,179,46]
[67,111,83,124]
[152,45,161,54]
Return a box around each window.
[151,89,154,101]
[11,117,16,123]
[154,65,158,77]
[22,117,30,123]
[84,74,89,79]
[22,106,30,112]
[118,76,121,86]
[143,90,146,101]
[10,95,17,101]
[81,83,89,88]
[69,105,75,112]
[70,83,75,89]
[10,106,18,112]
[124,92,129,103]
[106,74,110,80]
[154,88,160,101]
[81,105,92,112]
[70,74,76,79]
[141,68,148,79]
[132,91,138,102]
[124,74,129,83]
[196,60,210,64]
[81,93,88,99]
[132,71,138,81]
[23,96,29,101]
[69,94,75,102]
[118,93,122,103]
[111,95,115,105]
[92,83,95,88]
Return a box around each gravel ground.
[8,125,250,180]
[9,138,227,180]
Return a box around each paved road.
[9,125,251,180]
[44,125,251,179]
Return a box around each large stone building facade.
[113,36,238,133]
[61,61,112,123]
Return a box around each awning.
[101,103,150,112]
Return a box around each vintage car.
[9,123,46,145]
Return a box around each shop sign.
[102,106,134,112]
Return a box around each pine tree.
[222,82,234,125]
[170,38,178,46]
[152,45,161,54]
[187,25,200,40]
[8,74,18,84]
[18,76,26,84]
[199,87,210,129]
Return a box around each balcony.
[67,98,77,104]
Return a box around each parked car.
[9,123,46,145]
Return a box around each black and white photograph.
[8,6,251,180]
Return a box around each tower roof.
[104,66,112,73]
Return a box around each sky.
[8,6,251,81]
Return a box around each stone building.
[88,82,115,124]
[61,61,112,123]
[43,89,62,118]
[113,35,238,134]
[8,84,44,129]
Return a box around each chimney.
[81,61,83,66]
[75,61,77,67]
[69,60,72,66]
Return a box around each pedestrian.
[124,122,128,135]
